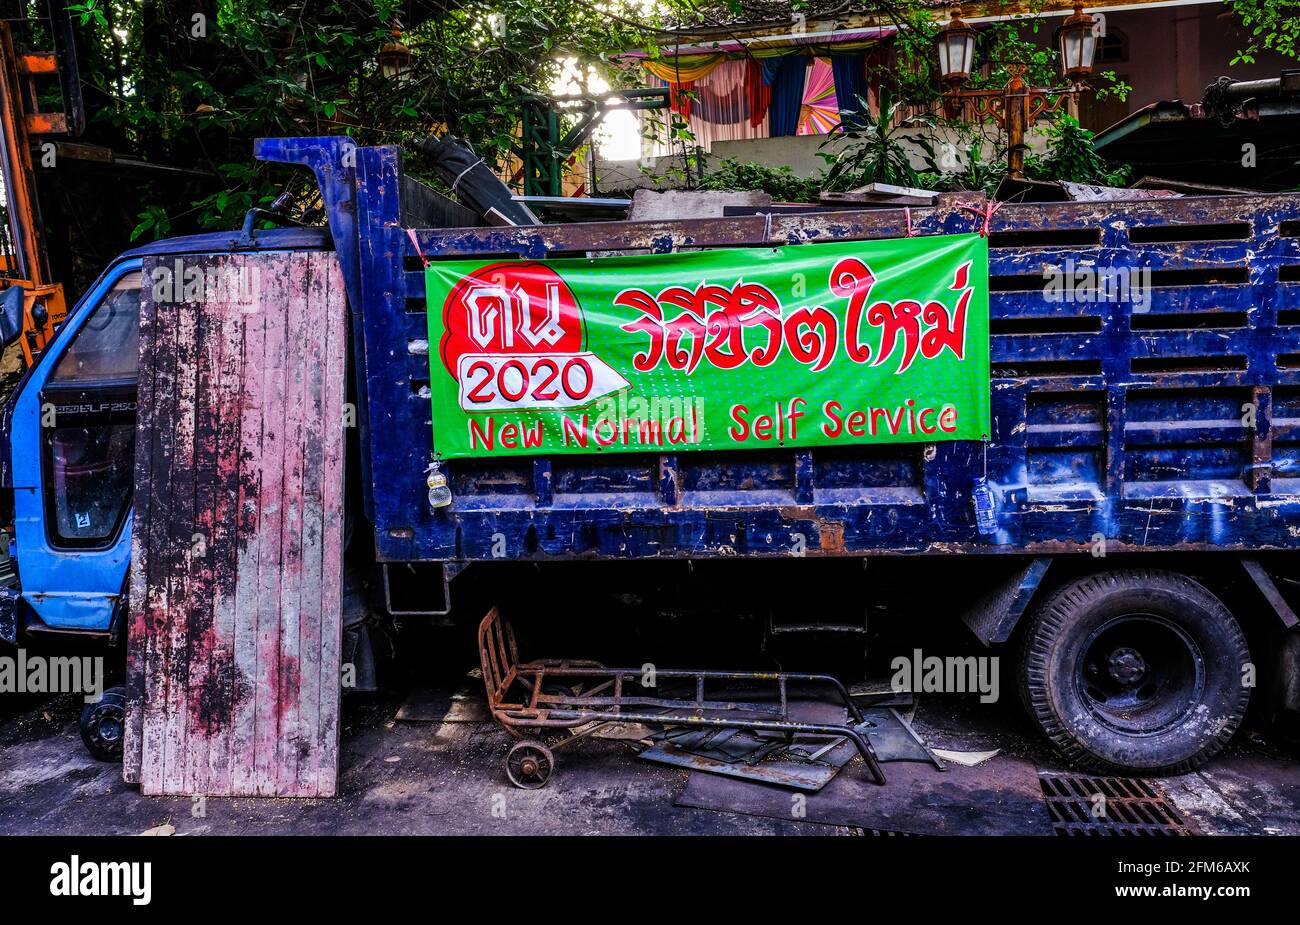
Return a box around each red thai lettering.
[831,257,877,364]
[919,261,972,361]
[867,299,923,374]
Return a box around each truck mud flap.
[960,557,1051,645]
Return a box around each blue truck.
[1,135,1298,775]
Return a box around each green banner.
[426,233,989,458]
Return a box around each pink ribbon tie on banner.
[960,200,1004,237]
[407,227,430,268]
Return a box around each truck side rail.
[289,138,1300,563]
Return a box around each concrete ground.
[0,690,841,835]
[2,680,1298,836]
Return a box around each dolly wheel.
[505,740,555,789]
[80,686,127,762]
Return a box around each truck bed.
[264,140,1300,563]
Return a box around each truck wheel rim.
[1075,613,1205,735]
[97,716,123,744]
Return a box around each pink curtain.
[643,59,772,154]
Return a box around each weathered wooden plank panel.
[123,259,160,785]
[229,277,265,795]
[161,293,198,793]
[125,251,347,797]
[256,271,290,794]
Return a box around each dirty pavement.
[4,678,1297,837]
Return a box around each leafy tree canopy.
[1227,0,1300,63]
[57,0,677,235]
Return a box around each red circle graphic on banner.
[439,262,584,377]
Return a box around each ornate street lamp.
[937,4,1098,178]
[936,8,978,90]
[378,23,413,82]
[1057,4,1098,82]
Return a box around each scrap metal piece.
[639,707,938,791]
[1241,558,1299,629]
[888,708,946,771]
[960,557,1052,645]
[661,726,786,764]
[639,739,844,791]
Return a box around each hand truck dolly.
[478,607,887,789]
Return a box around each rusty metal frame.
[381,561,453,618]
[478,607,887,784]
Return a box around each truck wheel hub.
[1107,647,1146,685]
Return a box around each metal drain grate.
[1039,774,1198,836]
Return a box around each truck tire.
[1019,569,1249,775]
[79,685,127,762]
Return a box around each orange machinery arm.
[0,19,67,366]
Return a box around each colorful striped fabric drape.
[643,65,770,153]
[691,59,749,125]
[653,60,751,126]
[798,57,841,135]
[639,44,886,152]
[642,53,726,83]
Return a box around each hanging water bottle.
[972,438,996,535]
[426,456,453,509]
[971,476,997,535]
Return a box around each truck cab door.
[10,262,140,636]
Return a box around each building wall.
[593,123,1054,193]
[1041,2,1294,132]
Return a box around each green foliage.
[67,1,109,30]
[1093,71,1133,102]
[1027,115,1131,186]
[68,0,673,237]
[1227,0,1300,63]
[699,157,819,202]
[130,204,171,242]
[64,0,1139,240]
[966,21,1059,94]
[869,7,943,109]
[818,88,933,191]
[920,141,1009,196]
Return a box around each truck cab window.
[50,272,142,384]
[42,272,141,547]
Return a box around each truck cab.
[0,227,330,674]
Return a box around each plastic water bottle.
[971,477,997,536]
[426,458,453,509]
